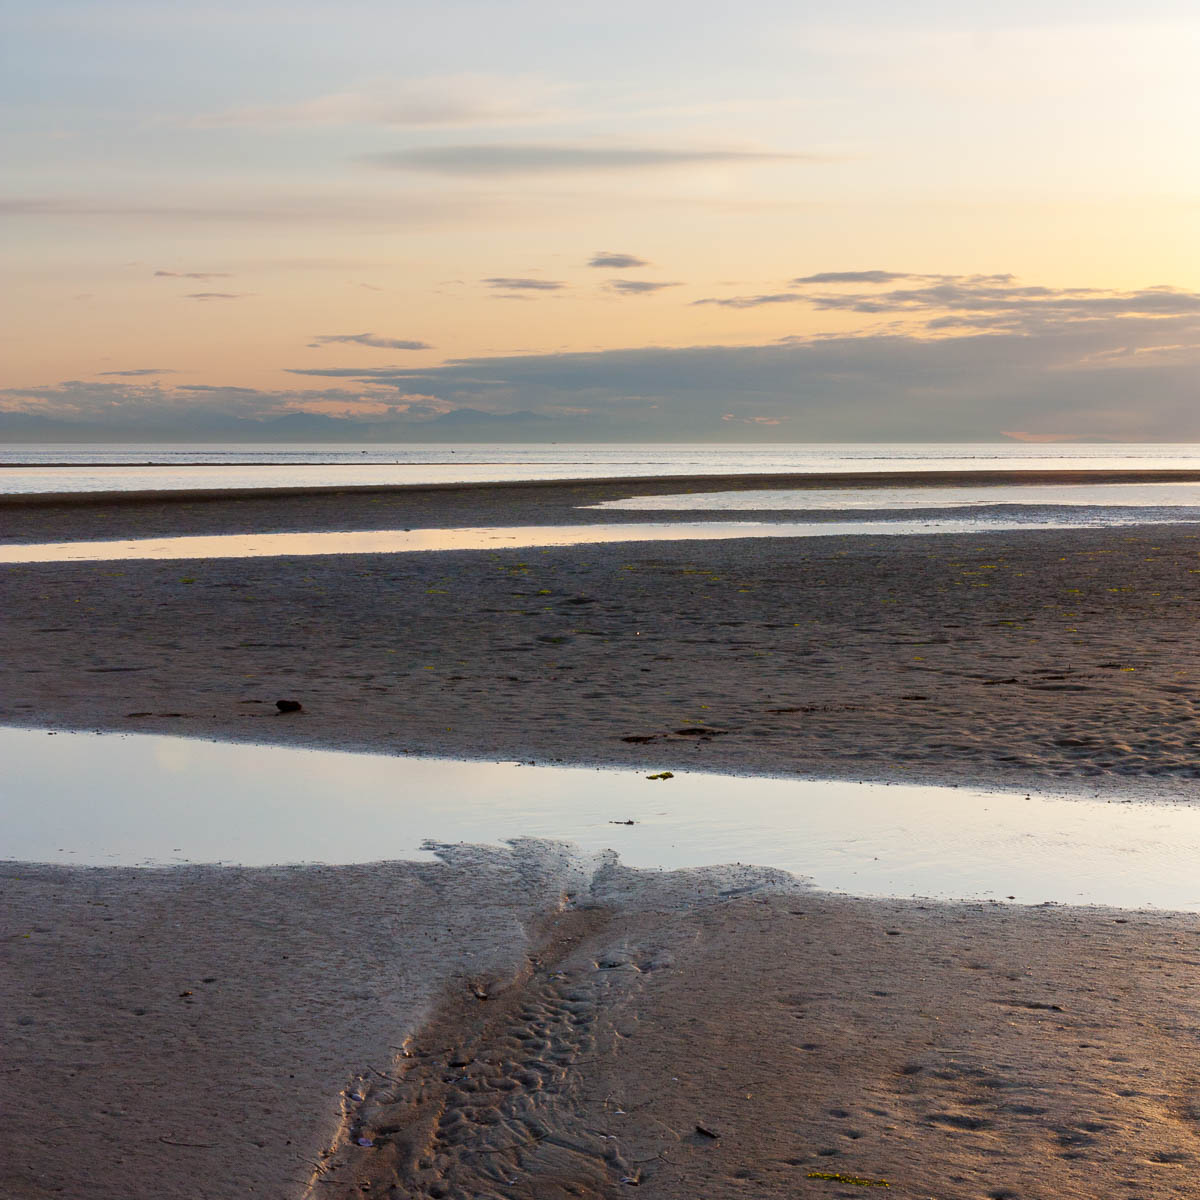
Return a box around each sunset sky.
[5,0,1200,440]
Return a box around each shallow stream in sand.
[3,510,1200,563]
[5,726,1200,911]
[590,480,1200,511]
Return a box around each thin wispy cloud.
[155,270,232,280]
[184,292,247,301]
[790,270,926,285]
[693,274,1200,331]
[697,272,1014,308]
[365,144,821,176]
[309,333,432,350]
[175,383,263,395]
[589,252,649,269]
[195,74,558,129]
[483,277,565,291]
[692,293,805,309]
[97,368,178,377]
[608,279,679,295]
[803,278,1200,331]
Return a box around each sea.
[6,441,1200,496]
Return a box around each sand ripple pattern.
[313,908,649,1198]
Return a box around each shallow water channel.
[589,481,1200,511]
[4,727,1200,911]
[0,512,1195,564]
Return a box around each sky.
[4,0,1200,441]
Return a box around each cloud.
[174,384,263,395]
[589,252,649,269]
[697,273,1018,308]
[483,277,564,291]
[693,293,804,309]
[97,368,177,377]
[155,270,232,280]
[195,75,556,129]
[0,377,419,429]
[791,270,923,285]
[310,333,432,350]
[693,274,1200,332]
[277,286,1200,440]
[364,144,817,176]
[184,292,246,301]
[608,280,680,295]
[14,273,1200,443]
[801,278,1200,332]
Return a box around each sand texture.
[3,483,1200,794]
[6,475,1200,1199]
[5,849,1200,1200]
[0,842,667,1199]
[331,886,1200,1200]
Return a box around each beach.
[4,477,1200,795]
[4,474,1200,1198]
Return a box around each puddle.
[0,514,1192,564]
[4,727,1200,910]
[589,482,1200,512]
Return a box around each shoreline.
[7,478,1200,1197]
[6,464,1200,519]
[1,712,1193,811]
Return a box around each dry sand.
[5,474,1200,1198]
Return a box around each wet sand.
[5,466,1200,541]
[6,851,1200,1200]
[3,482,1200,795]
[5,474,1200,1198]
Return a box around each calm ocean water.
[5,441,1200,496]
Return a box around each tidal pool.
[4,727,1200,911]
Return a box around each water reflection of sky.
[2,512,1199,564]
[590,482,1200,511]
[7,443,1200,494]
[5,727,1200,911]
